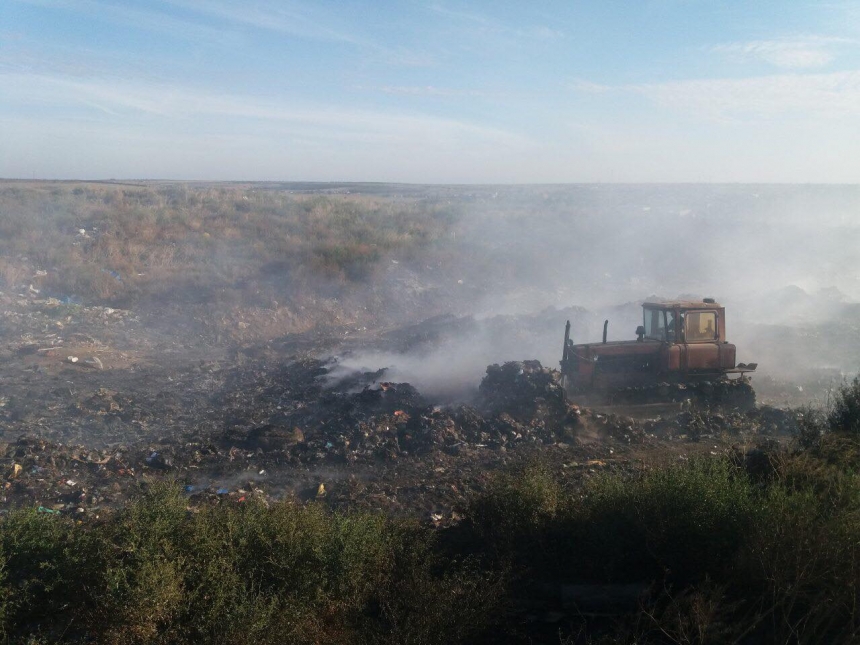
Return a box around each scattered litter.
[145,452,172,470]
[82,357,104,370]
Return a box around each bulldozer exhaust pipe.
[603,320,608,344]
[562,320,571,363]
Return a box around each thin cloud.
[426,4,563,42]
[709,36,854,70]
[162,0,369,47]
[160,0,435,67]
[0,72,530,147]
[633,70,860,121]
[10,0,231,44]
[568,69,860,122]
[569,79,612,94]
[380,85,488,97]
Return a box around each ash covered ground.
[0,181,856,522]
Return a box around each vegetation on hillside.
[0,182,455,305]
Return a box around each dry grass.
[0,182,454,306]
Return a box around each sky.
[1,0,859,183]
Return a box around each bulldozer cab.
[642,302,722,345]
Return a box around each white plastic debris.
[67,356,79,364]
[83,357,103,370]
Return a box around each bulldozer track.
[566,376,756,411]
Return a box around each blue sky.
[1,1,859,182]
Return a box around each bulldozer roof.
[643,299,723,310]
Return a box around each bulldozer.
[560,299,757,410]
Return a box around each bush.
[827,376,860,436]
[467,452,860,643]
[0,509,105,641]
[793,405,825,450]
[467,462,562,562]
[577,458,756,586]
[0,484,499,644]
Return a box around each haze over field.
[2,1,860,183]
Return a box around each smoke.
[330,184,860,404]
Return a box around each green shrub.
[578,458,755,585]
[467,462,562,561]
[0,509,104,641]
[0,484,498,643]
[828,376,860,436]
[469,459,756,586]
[793,404,825,450]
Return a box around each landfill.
[0,272,804,523]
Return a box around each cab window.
[665,310,677,340]
[643,308,667,341]
[685,311,717,341]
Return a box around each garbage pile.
[473,359,585,447]
[478,360,574,429]
[639,404,800,442]
[223,359,588,464]
[0,345,803,522]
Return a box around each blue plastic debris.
[184,485,195,493]
[216,488,229,495]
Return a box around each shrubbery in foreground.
[0,487,499,644]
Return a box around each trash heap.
[0,352,806,521]
[223,360,586,464]
[478,360,571,428]
[642,404,799,441]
